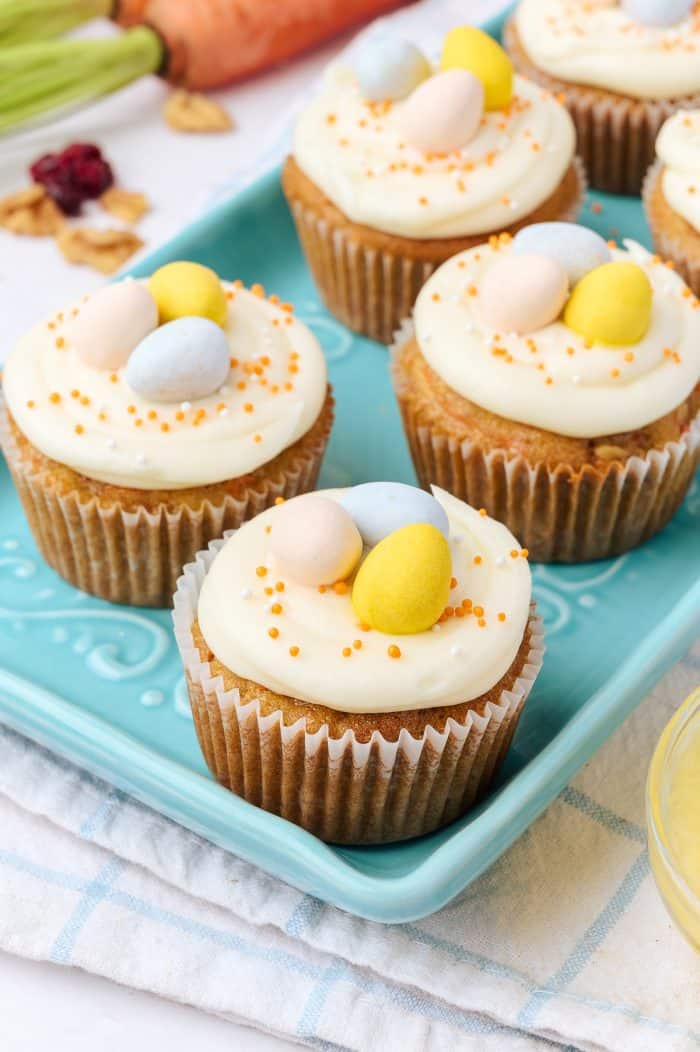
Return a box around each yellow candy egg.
[563,262,653,346]
[440,26,513,111]
[148,261,227,327]
[352,524,451,635]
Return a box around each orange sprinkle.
[265,525,272,534]
[288,363,299,375]
[243,402,254,413]
[455,607,466,618]
[26,399,35,409]
[134,418,143,428]
[333,581,348,595]
[175,410,185,421]
[462,598,473,610]
[254,434,262,443]
[479,508,487,517]
[353,640,362,650]
[55,337,65,349]
[230,357,239,368]
[251,283,265,297]
[110,374,118,384]
[590,202,602,215]
[237,380,247,391]
[284,381,294,391]
[566,346,575,356]
[289,646,300,657]
[478,618,487,627]
[510,550,518,558]
[431,292,441,302]
[161,422,170,433]
[264,587,274,596]
[274,497,285,505]
[79,395,90,406]
[74,424,84,435]
[359,622,371,632]
[49,392,61,404]
[98,412,106,422]
[280,302,294,314]
[268,627,279,639]
[611,368,620,378]
[318,585,327,594]
[473,605,484,618]
[275,581,285,592]
[473,555,482,565]
[342,647,352,658]
[624,352,635,363]
[271,603,282,615]
[498,612,507,622]
[450,576,457,589]
[71,389,80,399]
[147,409,158,420]
[387,645,401,660]
[256,566,268,578]
[127,405,136,415]
[418,196,429,206]
[520,549,529,558]
[467,284,478,297]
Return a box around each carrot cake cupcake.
[173,483,542,843]
[1,262,333,606]
[283,25,582,343]
[644,109,700,297]
[505,0,700,195]
[392,222,700,562]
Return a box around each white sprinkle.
[547,144,559,154]
[572,375,581,385]
[509,200,518,211]
[421,331,432,343]
[452,533,464,545]
[218,385,230,395]
[180,401,192,412]
[106,438,116,451]
[450,645,464,658]
[495,555,506,567]
[240,587,252,600]
[136,453,148,467]
[218,407,229,417]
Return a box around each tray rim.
[1,5,699,923]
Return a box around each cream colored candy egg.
[70,279,158,371]
[398,69,484,154]
[148,261,228,327]
[269,495,362,587]
[352,523,451,635]
[478,253,569,335]
[440,26,513,111]
[564,262,653,346]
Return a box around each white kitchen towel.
[1,644,699,1052]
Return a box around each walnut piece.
[100,187,149,224]
[164,90,233,133]
[0,185,64,236]
[594,444,629,463]
[56,226,143,274]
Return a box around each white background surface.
[0,20,338,1052]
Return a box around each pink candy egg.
[478,253,569,335]
[398,69,484,154]
[269,494,363,587]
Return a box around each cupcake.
[1,263,333,607]
[505,0,700,195]
[174,483,542,844]
[644,109,700,296]
[283,26,583,344]
[391,223,700,562]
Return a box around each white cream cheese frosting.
[2,283,328,490]
[515,0,700,101]
[197,488,532,713]
[413,238,700,438]
[657,109,700,234]
[292,65,575,239]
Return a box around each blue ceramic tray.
[1,12,698,924]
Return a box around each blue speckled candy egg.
[353,38,431,102]
[125,317,229,403]
[512,223,612,286]
[340,482,449,547]
[621,0,693,27]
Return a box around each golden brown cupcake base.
[392,337,700,563]
[643,161,700,298]
[282,154,585,344]
[0,390,334,607]
[504,18,700,196]
[173,533,543,844]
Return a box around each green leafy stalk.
[0,26,162,133]
[0,0,113,46]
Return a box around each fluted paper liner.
[643,159,700,298]
[0,393,333,608]
[391,322,700,563]
[283,156,586,345]
[504,18,700,196]
[173,538,544,845]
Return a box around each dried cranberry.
[61,142,102,164]
[30,153,62,184]
[72,157,114,198]
[41,177,83,215]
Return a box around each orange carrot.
[114,0,407,89]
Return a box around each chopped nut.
[100,187,149,224]
[164,90,234,133]
[594,444,628,462]
[56,226,143,275]
[0,185,64,236]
